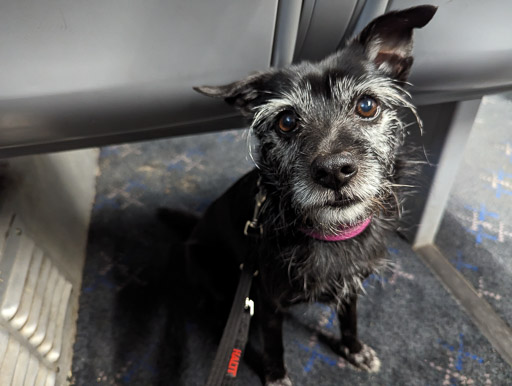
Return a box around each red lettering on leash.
[226,348,242,377]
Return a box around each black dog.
[189,6,436,385]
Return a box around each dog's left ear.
[194,71,274,117]
[354,5,437,81]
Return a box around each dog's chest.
[259,237,385,307]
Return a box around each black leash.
[205,263,256,386]
[206,180,266,386]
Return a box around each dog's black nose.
[311,153,358,189]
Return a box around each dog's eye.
[356,96,379,119]
[278,112,298,133]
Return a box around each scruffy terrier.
[189,5,436,385]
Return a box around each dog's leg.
[259,299,292,386]
[337,295,381,373]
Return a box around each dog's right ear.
[194,71,273,117]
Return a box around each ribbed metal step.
[0,217,73,385]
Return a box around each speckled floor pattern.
[435,93,512,330]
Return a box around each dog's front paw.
[265,375,292,386]
[341,344,381,373]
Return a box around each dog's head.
[195,6,436,235]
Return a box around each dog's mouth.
[300,195,373,241]
[326,197,360,208]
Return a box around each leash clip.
[243,178,266,237]
[243,220,263,237]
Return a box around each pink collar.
[303,217,372,241]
